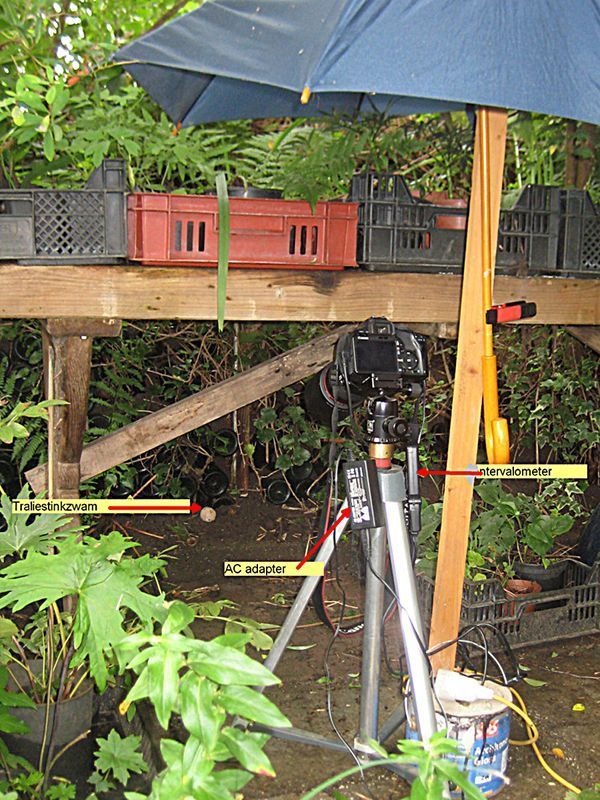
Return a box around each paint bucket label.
[407,707,511,797]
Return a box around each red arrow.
[108,503,203,514]
[417,468,482,478]
[296,507,351,571]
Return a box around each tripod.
[253,395,437,777]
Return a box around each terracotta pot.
[502,578,542,617]
[410,190,467,229]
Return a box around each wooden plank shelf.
[0,264,598,324]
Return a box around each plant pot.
[502,578,542,618]
[514,560,568,591]
[4,660,93,787]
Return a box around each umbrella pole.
[429,107,508,672]
[480,108,510,464]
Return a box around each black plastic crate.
[497,185,560,273]
[350,172,560,276]
[417,559,600,648]
[558,189,600,276]
[0,159,127,263]
[351,173,465,273]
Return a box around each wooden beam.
[566,325,600,355]
[0,265,597,324]
[45,318,122,338]
[27,325,353,494]
[428,108,508,671]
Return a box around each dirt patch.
[112,494,600,799]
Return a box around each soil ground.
[110,493,600,800]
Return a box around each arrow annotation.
[108,503,203,514]
[296,507,351,571]
[417,468,483,478]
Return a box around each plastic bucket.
[406,679,511,797]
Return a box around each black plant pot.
[202,467,229,498]
[513,560,568,592]
[264,475,291,505]
[5,661,93,788]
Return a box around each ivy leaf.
[93,730,146,786]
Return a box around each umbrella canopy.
[117,0,600,126]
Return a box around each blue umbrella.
[117,0,600,126]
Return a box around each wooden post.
[41,318,121,501]
[428,108,508,671]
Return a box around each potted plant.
[0,494,166,792]
[471,481,576,590]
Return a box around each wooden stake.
[428,108,508,672]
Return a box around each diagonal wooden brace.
[28,324,353,495]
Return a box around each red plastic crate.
[127,193,358,269]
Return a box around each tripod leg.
[378,466,437,741]
[262,500,351,678]
[356,522,387,748]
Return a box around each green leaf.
[147,648,184,729]
[0,706,30,735]
[188,640,279,686]
[224,617,273,651]
[523,677,547,687]
[0,486,77,560]
[219,685,291,728]
[162,600,195,635]
[0,617,17,639]
[216,769,253,792]
[93,730,147,786]
[11,106,25,126]
[179,672,224,749]
[215,172,230,332]
[43,128,55,161]
[220,727,275,776]
[435,760,486,799]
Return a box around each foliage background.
[0,0,598,505]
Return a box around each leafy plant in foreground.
[0,531,165,693]
[301,730,486,800]
[115,600,291,800]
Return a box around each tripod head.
[366,393,406,458]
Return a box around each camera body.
[332,317,427,397]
